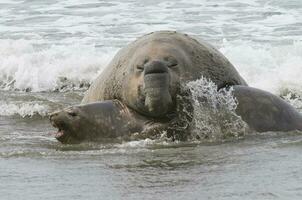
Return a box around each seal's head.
[122,41,192,118]
[49,101,142,143]
[49,107,86,143]
[48,104,106,144]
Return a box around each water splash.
[186,77,249,141]
[281,93,302,113]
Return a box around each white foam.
[0,39,115,92]
[186,77,248,141]
[282,93,302,113]
[0,101,49,117]
[1,37,301,95]
[220,40,302,96]
[115,139,156,148]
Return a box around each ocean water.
[1,0,302,199]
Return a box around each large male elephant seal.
[82,31,247,118]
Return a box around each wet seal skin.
[76,31,247,143]
[82,31,247,117]
[49,100,169,144]
[50,31,302,144]
[49,100,192,144]
[232,86,302,132]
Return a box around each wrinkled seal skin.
[233,86,302,132]
[49,100,169,144]
[50,31,249,143]
[82,31,247,118]
[49,31,302,144]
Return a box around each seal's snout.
[142,60,173,117]
[49,109,79,144]
[144,60,169,75]
[49,111,65,130]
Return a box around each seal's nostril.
[164,56,178,68]
[137,65,144,71]
[144,60,169,75]
[168,61,178,68]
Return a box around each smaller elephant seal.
[233,86,302,132]
[49,100,170,144]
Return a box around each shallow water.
[1,0,302,199]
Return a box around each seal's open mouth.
[50,120,80,144]
[54,130,70,143]
[49,110,82,144]
[55,129,64,138]
[50,120,69,143]
[53,127,79,144]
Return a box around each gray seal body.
[233,86,302,132]
[49,100,169,144]
[49,31,302,144]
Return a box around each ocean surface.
[1,0,302,199]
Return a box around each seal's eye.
[136,65,144,71]
[164,56,178,68]
[143,58,149,64]
[136,58,149,72]
[67,111,77,117]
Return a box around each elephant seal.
[51,31,249,144]
[82,31,247,118]
[49,31,302,144]
[49,100,171,144]
[49,86,302,144]
[233,86,302,132]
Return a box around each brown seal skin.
[50,31,250,144]
[49,100,170,144]
[49,87,302,144]
[49,31,302,144]
[233,86,302,132]
[82,31,247,118]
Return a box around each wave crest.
[0,39,114,92]
[0,101,49,117]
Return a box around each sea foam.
[220,39,302,97]
[0,101,49,117]
[1,38,301,96]
[0,39,114,92]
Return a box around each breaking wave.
[0,101,49,117]
[220,40,302,99]
[0,39,114,92]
